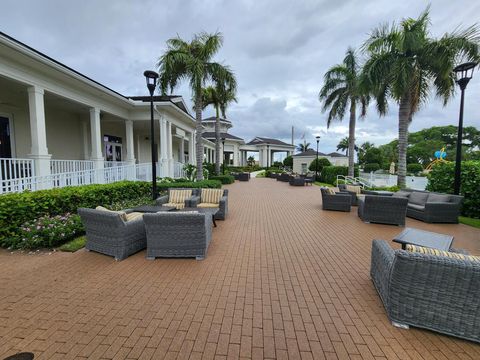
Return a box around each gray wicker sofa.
[393,190,463,223]
[156,188,200,208]
[144,212,213,260]
[320,188,351,212]
[190,189,229,220]
[358,195,408,226]
[371,240,480,343]
[78,208,146,261]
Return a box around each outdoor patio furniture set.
[232,172,250,181]
[321,184,463,226]
[78,188,228,261]
[273,172,314,186]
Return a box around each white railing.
[50,160,94,174]
[359,172,427,190]
[174,161,186,179]
[336,175,374,188]
[103,161,131,168]
[0,158,35,181]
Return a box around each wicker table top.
[393,227,453,251]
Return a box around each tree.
[283,155,293,167]
[363,147,382,165]
[297,142,311,152]
[362,7,480,187]
[157,32,236,180]
[336,137,358,156]
[199,85,237,175]
[308,157,331,172]
[247,156,255,167]
[319,48,369,177]
[357,142,374,164]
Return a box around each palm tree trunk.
[348,101,356,177]
[397,95,410,188]
[215,106,221,175]
[195,92,204,181]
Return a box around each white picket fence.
[0,161,188,194]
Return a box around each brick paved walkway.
[0,178,479,359]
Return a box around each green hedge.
[407,163,423,174]
[0,179,222,248]
[321,166,359,185]
[209,175,235,184]
[427,161,480,218]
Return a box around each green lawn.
[59,235,86,252]
[314,182,334,187]
[459,217,480,229]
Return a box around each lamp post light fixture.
[222,137,226,174]
[266,143,270,169]
[315,136,321,181]
[453,62,477,195]
[144,70,159,200]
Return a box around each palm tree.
[319,48,369,177]
[297,142,311,152]
[362,7,479,187]
[157,32,236,180]
[337,137,358,156]
[199,85,237,175]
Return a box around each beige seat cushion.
[163,202,185,210]
[356,194,366,201]
[201,189,223,204]
[125,212,143,222]
[345,185,362,194]
[169,189,192,204]
[197,203,220,208]
[95,206,128,221]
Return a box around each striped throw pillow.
[125,212,143,222]
[201,188,223,204]
[406,244,480,263]
[169,189,192,204]
[346,185,362,194]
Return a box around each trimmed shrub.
[283,155,293,167]
[427,161,480,218]
[407,163,423,174]
[209,175,235,184]
[308,158,331,172]
[321,166,359,185]
[363,163,380,173]
[0,179,222,249]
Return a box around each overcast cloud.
[2,0,479,153]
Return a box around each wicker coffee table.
[393,227,453,251]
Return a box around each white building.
[201,117,295,167]
[292,150,348,174]
[0,31,219,193]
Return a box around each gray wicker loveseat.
[144,212,213,260]
[78,207,146,260]
[393,190,463,223]
[156,188,200,209]
[358,195,408,226]
[190,188,229,220]
[371,239,480,343]
[320,187,351,212]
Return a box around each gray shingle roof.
[246,137,293,146]
[202,132,244,141]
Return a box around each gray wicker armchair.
[371,240,480,343]
[358,195,408,226]
[143,212,213,260]
[78,208,146,261]
[289,177,305,186]
[338,184,363,206]
[190,189,229,220]
[320,188,351,212]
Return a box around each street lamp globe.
[143,70,159,96]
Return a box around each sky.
[2,0,480,155]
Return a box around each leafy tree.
[363,147,383,165]
[247,156,255,167]
[336,137,358,156]
[364,163,380,173]
[158,32,236,180]
[283,155,293,167]
[357,142,374,164]
[199,85,237,175]
[362,7,480,187]
[297,142,312,152]
[309,157,331,172]
[319,48,369,177]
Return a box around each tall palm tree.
[336,136,358,156]
[297,142,311,152]
[157,32,236,180]
[362,7,479,187]
[319,48,369,177]
[200,84,237,175]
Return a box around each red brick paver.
[0,178,479,359]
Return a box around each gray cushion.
[408,191,429,206]
[408,203,425,211]
[427,193,450,203]
[392,190,411,198]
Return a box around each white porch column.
[179,136,185,163]
[82,121,89,160]
[27,86,51,180]
[89,107,104,183]
[159,116,168,177]
[188,132,195,164]
[167,121,174,176]
[125,120,135,164]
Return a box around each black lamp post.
[144,70,159,200]
[221,137,226,174]
[453,62,477,195]
[315,136,321,180]
[266,144,270,169]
